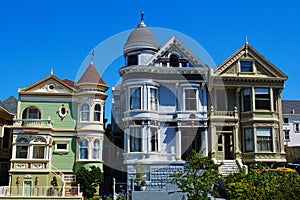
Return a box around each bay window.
[257,128,272,152]
[80,140,88,159]
[130,127,141,152]
[130,88,141,110]
[185,88,197,111]
[244,128,253,152]
[16,137,29,159]
[255,88,270,110]
[81,104,90,121]
[149,88,158,111]
[94,104,101,121]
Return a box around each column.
[278,94,285,153]
[201,128,208,156]
[176,128,181,159]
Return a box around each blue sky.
[0,0,299,119]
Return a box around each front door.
[23,181,32,196]
[216,126,234,160]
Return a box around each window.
[149,88,158,111]
[80,140,88,159]
[2,128,10,149]
[54,141,69,153]
[81,104,90,121]
[22,107,41,119]
[240,61,253,72]
[257,128,272,152]
[243,89,251,111]
[150,128,158,152]
[170,54,179,67]
[295,123,300,132]
[284,130,290,141]
[284,118,289,124]
[255,88,270,110]
[128,54,138,66]
[130,127,141,152]
[94,104,101,121]
[32,137,46,159]
[185,89,197,110]
[92,139,100,159]
[114,107,121,124]
[130,88,141,110]
[244,128,253,152]
[16,137,29,159]
[216,89,227,111]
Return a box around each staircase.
[217,160,240,176]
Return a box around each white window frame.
[148,87,158,111]
[129,127,142,152]
[80,104,90,122]
[31,137,47,159]
[92,139,100,159]
[54,140,69,154]
[79,139,89,160]
[94,103,101,122]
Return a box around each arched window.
[16,137,29,159]
[170,54,179,67]
[92,139,100,159]
[94,104,101,121]
[80,140,88,159]
[81,104,90,121]
[22,107,41,119]
[32,137,46,159]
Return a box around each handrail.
[51,164,66,197]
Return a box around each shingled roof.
[77,61,106,85]
[282,100,300,115]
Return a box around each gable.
[144,36,208,69]
[214,43,287,79]
[19,75,75,94]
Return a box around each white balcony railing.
[13,118,52,128]
[0,186,80,197]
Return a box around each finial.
[245,36,248,45]
[50,68,54,75]
[141,11,144,22]
[90,50,95,63]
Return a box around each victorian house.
[111,15,209,191]
[8,61,108,197]
[209,40,287,171]
[0,96,17,186]
[282,100,300,163]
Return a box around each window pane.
[16,146,28,158]
[185,89,197,110]
[130,88,141,110]
[244,128,253,152]
[94,104,101,121]
[150,128,158,152]
[170,54,179,67]
[128,55,138,66]
[92,139,100,159]
[81,104,90,121]
[240,61,253,72]
[149,88,158,111]
[257,128,272,151]
[130,127,141,152]
[80,140,88,159]
[243,89,251,111]
[33,146,45,159]
[57,144,67,150]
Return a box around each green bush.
[225,165,300,200]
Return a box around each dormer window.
[170,54,179,67]
[240,61,253,72]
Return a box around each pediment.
[144,36,208,69]
[19,75,75,94]
[214,43,287,79]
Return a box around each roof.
[62,79,75,87]
[0,96,17,114]
[77,61,106,85]
[282,100,300,115]
[123,19,159,54]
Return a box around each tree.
[170,151,221,200]
[76,166,104,199]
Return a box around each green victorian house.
[8,61,108,197]
[208,41,287,174]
